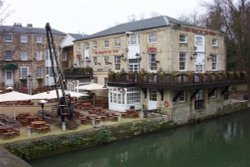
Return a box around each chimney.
[13,23,22,27]
[27,24,33,28]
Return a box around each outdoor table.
[26,115,39,122]
[81,102,92,108]
[0,125,14,134]
[31,121,47,128]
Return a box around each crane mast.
[45,23,70,123]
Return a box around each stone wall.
[0,147,31,167]
[1,101,248,161]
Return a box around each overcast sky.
[4,0,212,35]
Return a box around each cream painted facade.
[73,16,236,123]
[74,25,225,84]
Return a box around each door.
[148,89,157,110]
[5,70,14,87]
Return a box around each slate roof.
[69,33,88,40]
[76,15,190,41]
[0,25,66,36]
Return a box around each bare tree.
[179,10,206,26]
[204,0,250,99]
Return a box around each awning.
[5,63,18,70]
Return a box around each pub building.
[74,16,246,123]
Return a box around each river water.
[29,109,250,167]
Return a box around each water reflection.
[30,110,250,167]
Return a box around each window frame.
[36,67,43,79]
[211,54,217,71]
[148,53,157,71]
[114,55,121,71]
[149,89,157,101]
[36,35,42,43]
[114,38,121,47]
[179,52,187,71]
[103,40,109,48]
[20,51,28,61]
[20,35,28,43]
[4,34,13,42]
[128,59,140,72]
[148,32,157,43]
[104,56,110,66]
[179,34,187,43]
[19,67,29,79]
[5,50,13,61]
[212,38,218,47]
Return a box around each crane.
[45,23,73,125]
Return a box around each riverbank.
[0,100,247,162]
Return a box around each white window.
[178,91,186,102]
[211,54,217,71]
[104,56,110,65]
[36,51,43,61]
[179,34,187,43]
[149,54,157,71]
[5,50,13,61]
[114,38,121,47]
[127,88,141,104]
[114,56,121,70]
[20,35,28,43]
[128,34,139,45]
[179,52,186,71]
[149,89,157,101]
[4,34,13,42]
[128,59,140,72]
[36,35,42,43]
[93,41,97,49]
[109,87,125,104]
[20,52,28,61]
[93,57,98,65]
[148,32,157,43]
[212,39,218,47]
[195,36,203,45]
[19,67,29,79]
[36,67,43,78]
[104,40,109,48]
[46,67,54,77]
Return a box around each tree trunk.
[247,72,250,102]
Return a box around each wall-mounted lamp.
[120,54,127,61]
[135,53,141,61]
[190,52,197,60]
[207,53,214,61]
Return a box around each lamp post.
[46,74,49,90]
[39,99,47,120]
[27,74,32,95]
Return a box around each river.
[29,109,250,167]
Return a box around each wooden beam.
[208,88,217,98]
[221,86,230,95]
[158,89,164,101]
[190,89,200,100]
[142,88,147,99]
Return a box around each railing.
[108,71,247,85]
